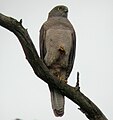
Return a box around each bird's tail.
[49,86,64,117]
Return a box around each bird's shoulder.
[41,17,74,31]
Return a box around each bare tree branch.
[0,13,108,120]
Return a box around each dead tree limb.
[0,13,108,120]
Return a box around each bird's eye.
[58,7,62,11]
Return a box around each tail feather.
[49,87,64,117]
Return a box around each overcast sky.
[0,0,113,120]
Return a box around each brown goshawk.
[39,5,76,117]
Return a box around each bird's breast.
[45,28,72,54]
[44,28,72,67]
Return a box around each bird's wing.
[39,24,46,60]
[66,30,76,79]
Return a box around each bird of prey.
[39,5,76,117]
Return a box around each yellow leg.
[59,46,65,54]
[59,76,67,83]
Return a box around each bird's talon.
[64,80,67,83]
[59,77,67,83]
[59,46,65,54]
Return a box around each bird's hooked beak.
[64,9,68,13]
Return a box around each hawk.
[39,5,76,117]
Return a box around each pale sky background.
[0,0,113,120]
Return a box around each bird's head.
[48,5,68,18]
